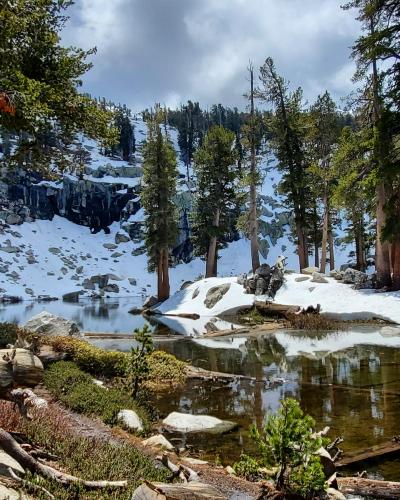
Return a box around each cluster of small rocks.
[238,259,286,298]
[299,265,374,289]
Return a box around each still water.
[1,300,400,480]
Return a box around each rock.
[180,280,193,290]
[62,291,82,302]
[128,307,143,315]
[317,447,336,479]
[117,409,143,432]
[90,274,109,288]
[255,263,271,277]
[111,251,123,258]
[24,311,81,336]
[204,283,231,309]
[142,434,174,451]
[107,273,123,281]
[25,287,34,296]
[103,243,117,250]
[183,457,209,465]
[340,263,356,271]
[143,295,158,309]
[0,349,44,391]
[326,488,346,500]
[115,232,130,244]
[82,279,95,290]
[162,412,236,434]
[60,266,68,275]
[295,276,310,282]
[131,482,227,500]
[76,265,83,274]
[0,484,28,499]
[225,465,236,475]
[104,283,119,293]
[342,268,369,286]
[128,277,137,286]
[48,247,61,254]
[311,272,329,284]
[5,213,22,225]
[192,287,200,299]
[301,266,320,275]
[0,245,20,253]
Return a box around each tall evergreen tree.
[192,125,238,277]
[256,58,310,270]
[141,108,178,301]
[306,92,341,272]
[0,0,116,172]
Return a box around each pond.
[1,300,400,481]
[90,322,400,481]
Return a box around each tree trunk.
[320,188,329,273]
[313,204,319,268]
[249,64,260,273]
[206,208,220,278]
[296,219,308,271]
[328,213,335,271]
[376,183,392,287]
[392,239,400,291]
[157,247,170,302]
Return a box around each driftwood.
[132,481,228,500]
[337,477,400,499]
[186,365,256,382]
[255,301,300,318]
[337,439,400,467]
[0,428,127,490]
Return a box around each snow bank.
[155,277,254,317]
[275,273,400,324]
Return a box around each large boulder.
[117,409,143,432]
[0,348,43,393]
[342,268,369,287]
[204,283,231,309]
[162,412,236,434]
[62,291,82,302]
[311,272,329,284]
[142,434,174,451]
[24,311,81,337]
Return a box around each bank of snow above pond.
[156,274,400,325]
[155,277,254,317]
[275,273,400,324]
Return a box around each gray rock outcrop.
[204,283,231,309]
[24,311,81,336]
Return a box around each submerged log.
[337,439,400,468]
[186,365,256,382]
[337,477,400,499]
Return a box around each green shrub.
[44,361,149,430]
[0,322,23,348]
[126,325,154,398]
[46,337,127,377]
[147,350,186,384]
[233,453,261,480]
[248,398,328,496]
[0,400,167,499]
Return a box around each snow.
[274,273,400,324]
[156,277,254,317]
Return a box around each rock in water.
[117,409,143,432]
[24,311,81,336]
[131,482,227,500]
[204,283,231,309]
[62,291,82,302]
[162,412,236,434]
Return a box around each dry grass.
[285,313,343,331]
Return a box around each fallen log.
[254,301,300,318]
[0,428,127,490]
[186,365,256,382]
[131,480,228,500]
[337,439,400,468]
[338,477,400,499]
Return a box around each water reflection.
[154,327,400,479]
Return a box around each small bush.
[286,313,341,331]
[44,361,149,430]
[233,453,261,480]
[46,336,128,377]
[147,350,186,384]
[0,400,167,499]
[0,321,24,348]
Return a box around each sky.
[63,0,361,113]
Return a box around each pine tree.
[192,125,238,277]
[306,92,341,272]
[0,0,116,172]
[256,58,310,270]
[141,108,178,301]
